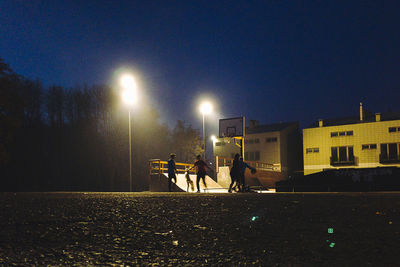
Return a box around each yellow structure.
[303,103,400,175]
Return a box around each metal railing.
[216,156,281,172]
[379,154,400,164]
[149,159,196,180]
[330,156,357,166]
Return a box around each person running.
[239,157,256,192]
[228,153,241,193]
[189,155,212,193]
[168,153,177,192]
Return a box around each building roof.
[307,111,400,128]
[246,121,298,134]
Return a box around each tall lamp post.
[121,74,137,192]
[199,102,212,160]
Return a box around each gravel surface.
[0,192,399,266]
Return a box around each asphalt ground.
[0,192,399,266]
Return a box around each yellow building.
[303,104,400,175]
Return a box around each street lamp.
[199,101,212,160]
[121,73,137,192]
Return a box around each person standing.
[239,157,256,192]
[168,153,177,192]
[190,155,212,193]
[228,154,241,193]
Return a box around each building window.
[266,137,277,143]
[380,143,400,163]
[215,142,224,146]
[331,131,353,137]
[254,138,260,143]
[331,146,355,165]
[362,144,377,150]
[249,139,254,144]
[249,151,255,161]
[389,127,397,133]
[306,148,319,153]
[255,151,260,161]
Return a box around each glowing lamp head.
[211,135,217,142]
[200,102,212,115]
[120,74,137,90]
[122,89,136,105]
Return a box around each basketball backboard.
[219,117,245,138]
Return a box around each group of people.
[167,152,255,193]
[168,153,212,192]
[228,153,256,192]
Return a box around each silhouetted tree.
[171,120,203,163]
[0,57,202,192]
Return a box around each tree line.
[0,58,202,191]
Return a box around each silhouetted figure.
[239,157,256,192]
[185,168,195,192]
[228,154,241,193]
[189,155,212,193]
[168,153,177,192]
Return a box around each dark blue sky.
[1,0,400,132]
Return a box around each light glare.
[200,102,212,115]
[120,74,137,90]
[122,89,136,105]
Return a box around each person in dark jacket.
[228,153,241,193]
[168,153,177,192]
[239,157,256,192]
[189,155,212,193]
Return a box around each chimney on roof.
[318,119,323,127]
[249,120,259,128]
[375,113,381,122]
[360,102,364,121]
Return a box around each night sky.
[1,0,400,133]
